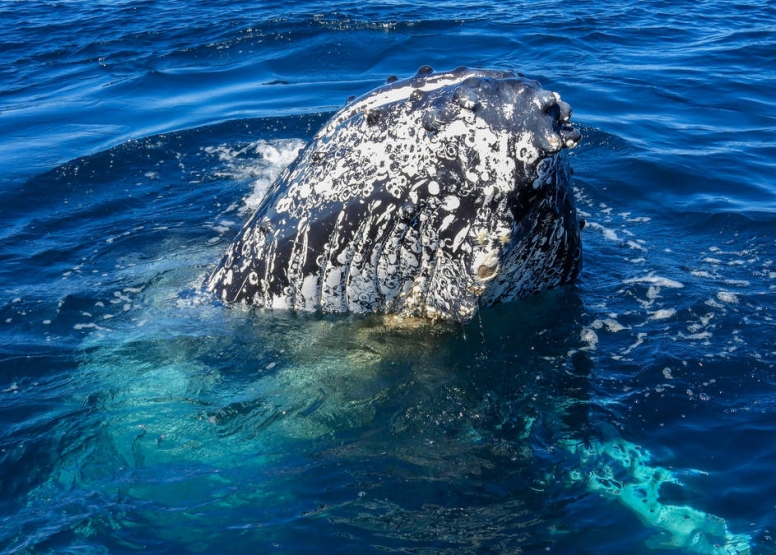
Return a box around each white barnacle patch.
[442,117,473,138]
[492,133,517,193]
[473,250,500,282]
[275,195,293,214]
[452,225,470,253]
[515,131,540,165]
[481,184,499,206]
[428,181,440,195]
[404,160,420,178]
[546,134,561,152]
[471,227,489,246]
[386,174,408,198]
[300,274,319,309]
[321,72,477,138]
[439,213,457,233]
[297,182,311,199]
[502,102,516,121]
[324,266,344,295]
[441,195,460,211]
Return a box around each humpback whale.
[208,66,584,321]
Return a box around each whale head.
[208,66,584,322]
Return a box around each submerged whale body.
[208,66,584,322]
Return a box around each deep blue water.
[2,1,776,553]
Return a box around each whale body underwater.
[208,66,584,321]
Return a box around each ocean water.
[2,1,776,553]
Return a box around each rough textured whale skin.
[208,66,584,322]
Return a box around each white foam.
[244,140,306,212]
[584,221,621,241]
[580,327,599,351]
[646,286,661,300]
[679,331,713,341]
[716,291,739,303]
[591,318,627,332]
[626,240,646,251]
[621,332,647,355]
[622,275,684,288]
[74,322,111,332]
[204,138,306,215]
[650,308,677,320]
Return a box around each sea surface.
[2,1,776,553]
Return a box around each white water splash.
[204,138,306,215]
